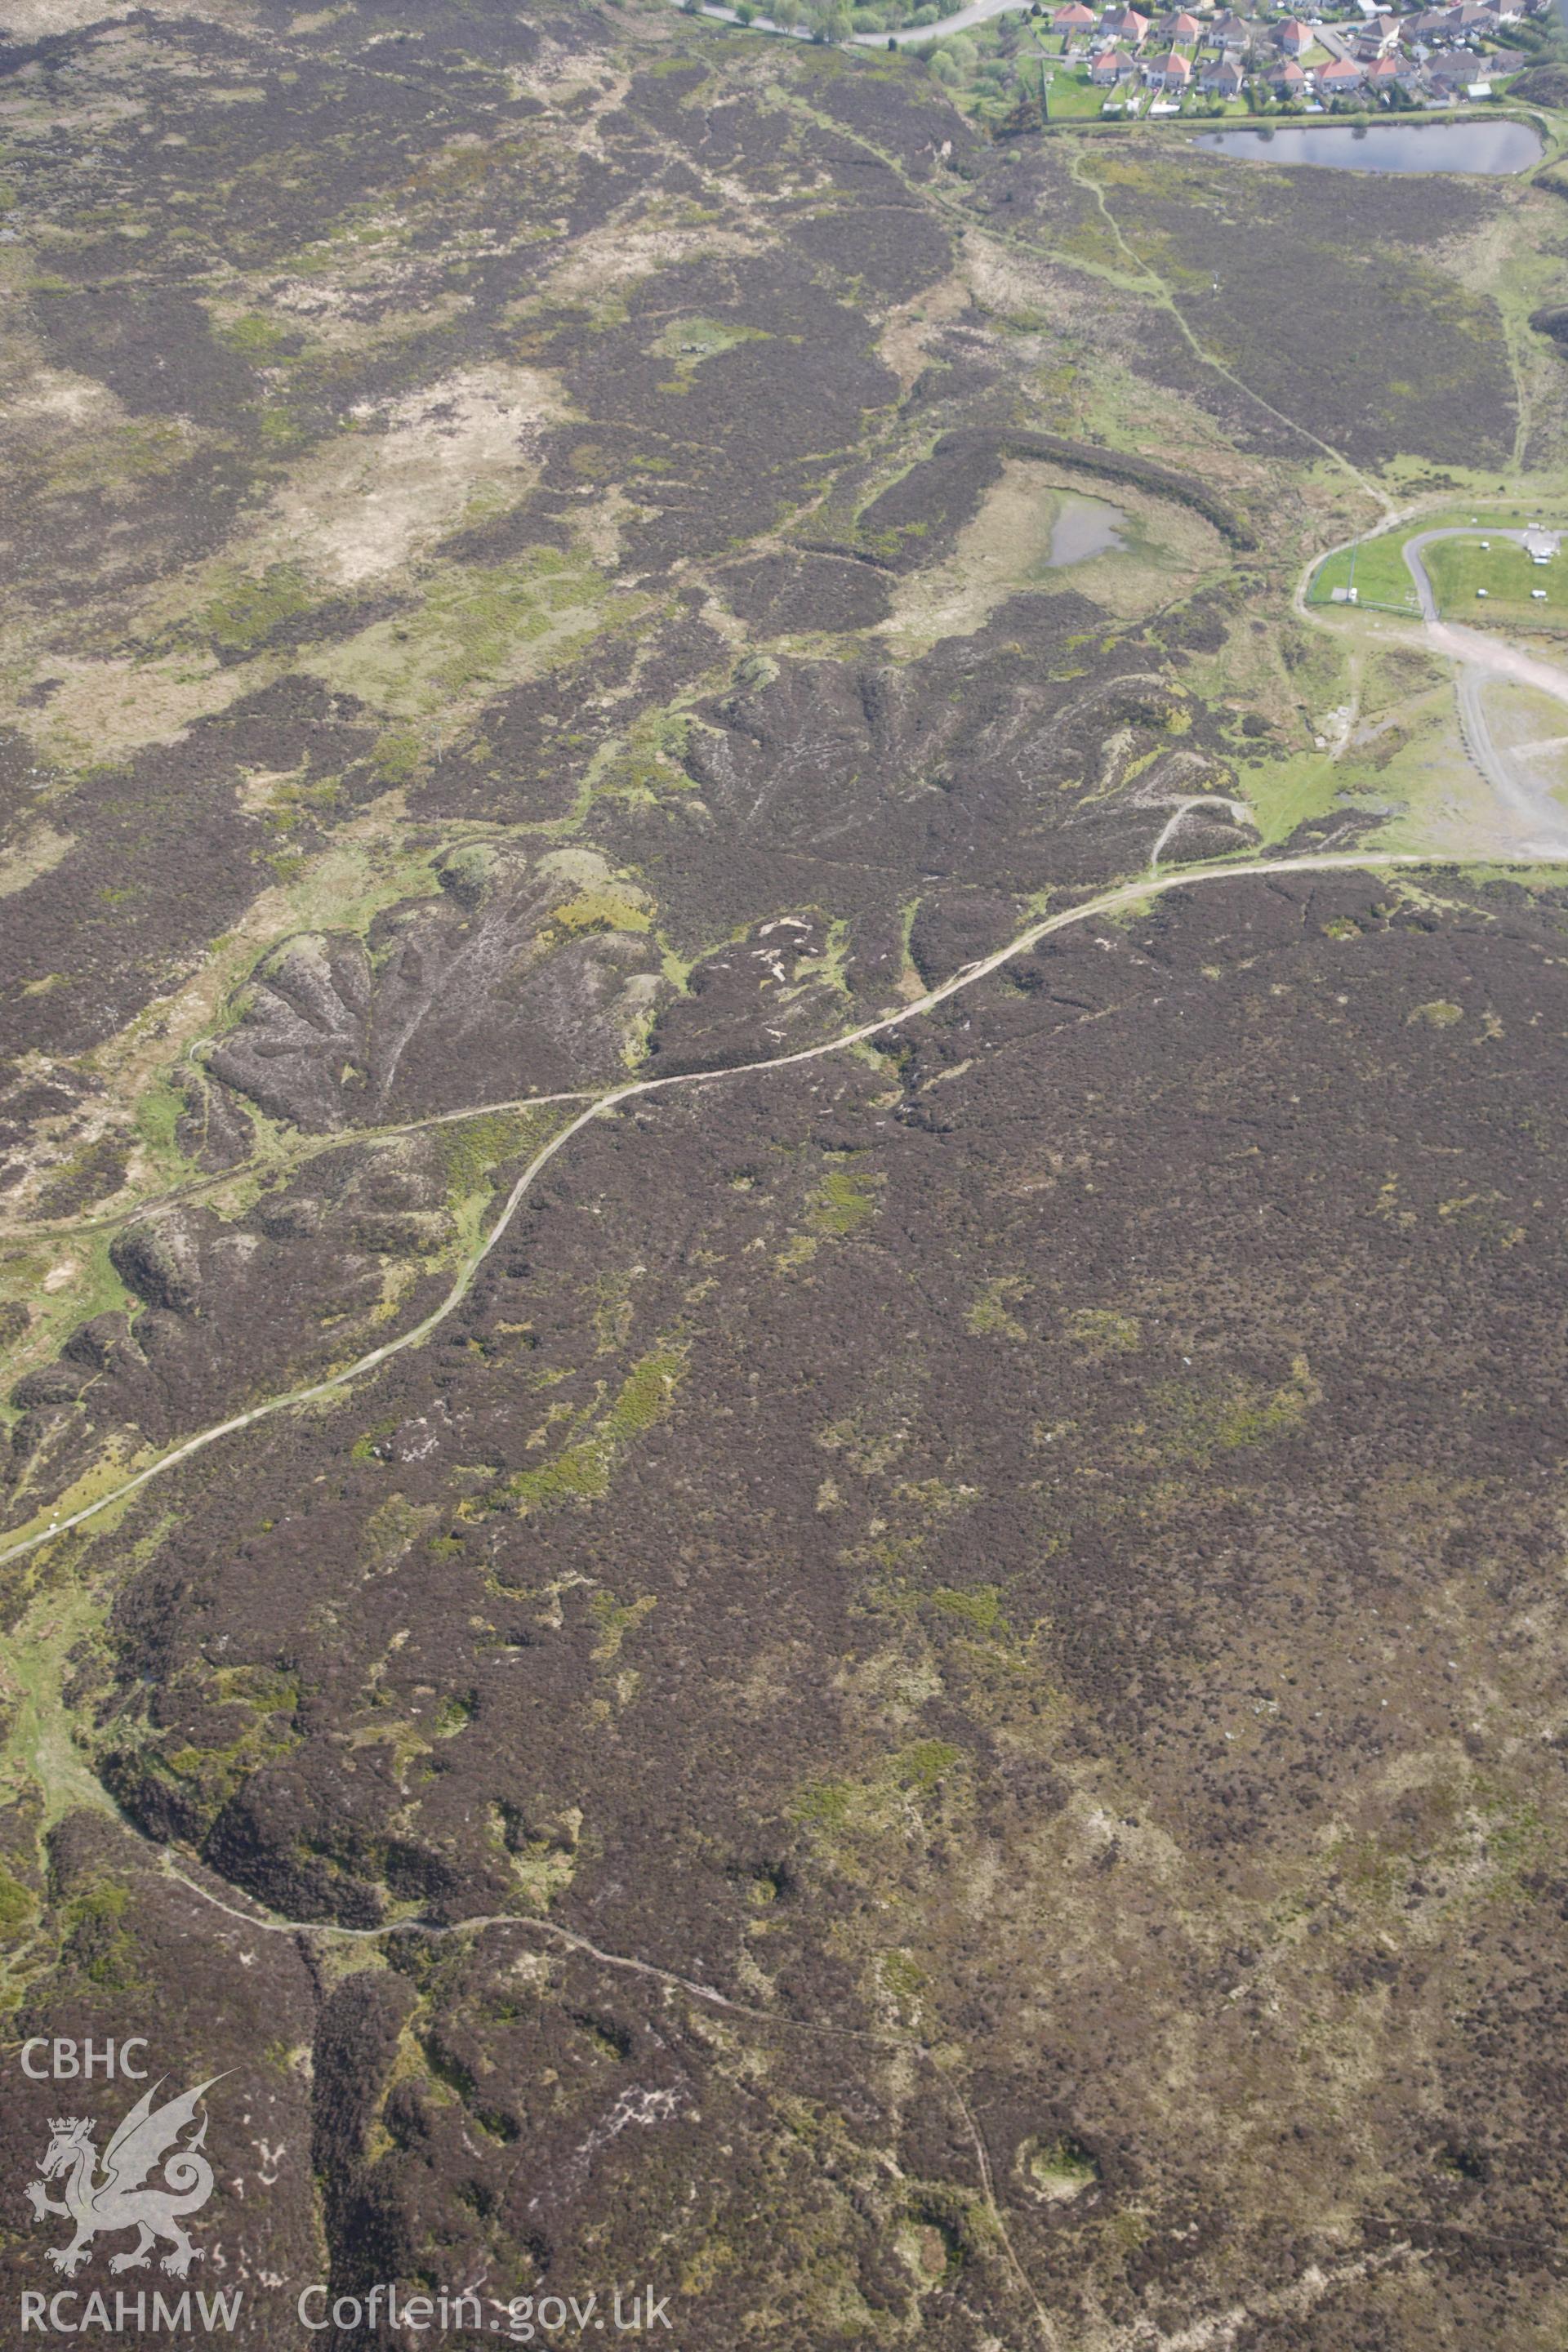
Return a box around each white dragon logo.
[26,2077,223,2278]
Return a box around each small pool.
[1192,120,1544,175]
[1044,495,1127,568]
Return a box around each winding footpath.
[0,842,1532,1577]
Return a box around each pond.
[1192,119,1544,175]
[1043,494,1127,569]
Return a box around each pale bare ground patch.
[0,819,73,900]
[877,270,973,394]
[572,483,641,573]
[4,365,124,430]
[0,359,198,515]
[1332,657,1508,862]
[1469,673,1568,822]
[1476,675,1568,763]
[260,363,573,588]
[19,648,259,770]
[0,0,258,36]
[226,282,470,350]
[876,461,1223,652]
[962,234,1078,331]
[1094,2245,1419,2352]
[506,34,625,108]
[545,218,763,305]
[234,763,310,818]
[0,0,133,29]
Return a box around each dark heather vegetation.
[2,1,1568,2345]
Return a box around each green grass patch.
[1307,537,1420,616]
[1236,746,1347,844]
[779,1156,883,1267]
[1309,510,1568,622]
[1044,69,1110,120]
[926,1584,1008,1636]
[435,1111,532,1207]
[505,1347,686,1516]
[309,550,612,720]
[1155,1353,1320,1465]
[1424,534,1568,628]
[0,1865,38,1936]
[194,564,316,657]
[651,314,770,390]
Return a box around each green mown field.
[1424,534,1568,628]
[1307,534,1422,613]
[1309,515,1568,624]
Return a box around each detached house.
[1316,52,1365,89]
[1143,43,1192,84]
[1098,4,1151,46]
[1269,53,1308,88]
[1199,50,1245,90]
[1274,16,1312,51]
[1365,50,1405,87]
[1096,7,1150,46]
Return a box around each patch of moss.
[1065,1307,1141,1358]
[967,1277,1028,1340]
[1156,1353,1321,1465]
[0,1865,38,1936]
[195,564,315,657]
[926,1584,1007,1637]
[506,1348,686,1517]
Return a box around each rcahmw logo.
[19,2051,242,2336]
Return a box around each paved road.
[1402,528,1568,854]
[854,0,1042,47]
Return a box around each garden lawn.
[1046,68,1114,115]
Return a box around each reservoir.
[1192,119,1544,174]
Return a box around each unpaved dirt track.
[0,842,1541,1575]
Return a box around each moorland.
[5,2,1568,2345]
